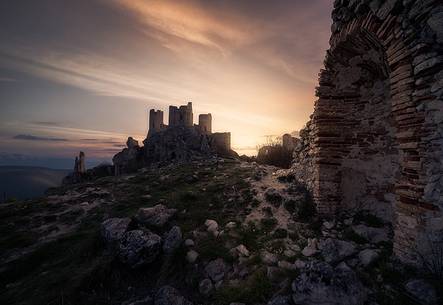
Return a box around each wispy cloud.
[13,134,68,142]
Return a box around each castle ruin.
[147,102,231,152]
[113,102,236,175]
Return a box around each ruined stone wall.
[210,132,231,152]
[294,0,443,264]
[199,113,212,134]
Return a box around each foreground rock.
[101,217,131,245]
[319,238,356,263]
[163,226,182,254]
[118,230,162,268]
[136,204,177,228]
[292,261,366,305]
[155,286,193,305]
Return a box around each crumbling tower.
[199,113,212,134]
[74,151,86,174]
[148,109,164,136]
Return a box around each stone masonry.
[293,0,443,265]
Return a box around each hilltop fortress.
[113,102,237,175]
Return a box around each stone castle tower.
[198,113,212,134]
[148,109,165,136]
[169,102,193,127]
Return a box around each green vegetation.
[214,269,272,305]
[0,160,254,305]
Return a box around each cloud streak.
[13,134,68,142]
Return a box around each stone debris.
[291,261,366,305]
[352,225,389,244]
[135,204,177,229]
[101,217,131,246]
[154,286,193,305]
[302,238,318,257]
[319,238,356,263]
[198,278,213,296]
[358,249,380,267]
[162,226,182,254]
[204,258,227,282]
[118,230,162,268]
[186,250,199,263]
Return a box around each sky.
[0,0,333,168]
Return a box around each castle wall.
[292,0,443,265]
[199,113,212,134]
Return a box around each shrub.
[256,137,293,169]
[260,218,278,232]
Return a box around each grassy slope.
[0,159,254,305]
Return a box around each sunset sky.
[0,0,332,168]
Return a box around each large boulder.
[155,286,193,305]
[136,204,177,228]
[118,230,162,268]
[101,217,131,245]
[352,224,389,244]
[358,249,380,267]
[163,226,183,254]
[205,258,228,282]
[292,261,366,305]
[319,238,356,263]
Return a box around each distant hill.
[0,166,70,200]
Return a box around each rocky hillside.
[0,159,440,305]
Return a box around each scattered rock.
[294,259,306,269]
[278,261,297,271]
[292,261,366,305]
[352,224,389,243]
[118,230,161,268]
[405,279,438,305]
[199,278,213,295]
[163,226,182,254]
[205,219,219,236]
[205,258,227,282]
[302,238,318,257]
[323,221,335,230]
[225,222,237,229]
[358,249,379,267]
[319,238,356,263]
[261,251,278,266]
[155,286,193,305]
[136,204,177,228]
[184,239,195,247]
[186,250,199,263]
[235,244,250,257]
[267,295,292,305]
[101,217,131,245]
